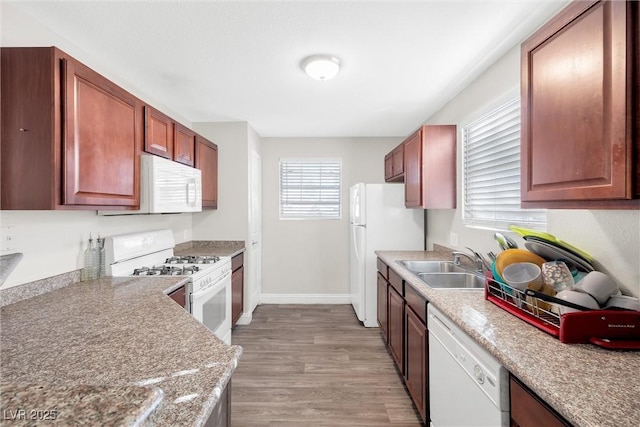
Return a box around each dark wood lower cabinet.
[204,382,230,427]
[510,375,571,427]
[231,253,244,326]
[387,285,405,374]
[377,273,389,342]
[231,266,244,326]
[167,285,186,309]
[405,306,428,424]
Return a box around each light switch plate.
[449,232,458,247]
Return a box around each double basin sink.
[398,261,485,290]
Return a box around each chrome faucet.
[452,247,490,273]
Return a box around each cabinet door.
[385,144,405,182]
[521,0,635,203]
[232,266,244,326]
[144,106,173,160]
[405,306,428,423]
[174,123,195,167]
[195,135,219,209]
[1,47,59,209]
[377,272,389,343]
[422,125,457,208]
[62,58,140,207]
[388,286,404,374]
[403,130,422,207]
[384,153,394,181]
[392,144,404,177]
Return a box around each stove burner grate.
[132,265,201,276]
[165,255,221,264]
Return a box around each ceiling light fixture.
[301,55,341,81]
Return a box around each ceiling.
[5,0,568,138]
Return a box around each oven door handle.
[191,269,231,298]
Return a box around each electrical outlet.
[449,232,458,247]
[1,226,15,251]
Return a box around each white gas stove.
[106,229,232,344]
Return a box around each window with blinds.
[463,98,546,230]
[279,158,342,220]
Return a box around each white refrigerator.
[349,183,424,327]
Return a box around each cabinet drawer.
[389,268,403,296]
[510,376,570,427]
[232,252,244,272]
[377,258,389,280]
[405,284,427,324]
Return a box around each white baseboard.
[259,293,351,305]
[234,312,253,325]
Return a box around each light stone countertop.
[0,275,242,426]
[175,240,245,258]
[376,250,640,427]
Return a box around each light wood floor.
[230,304,423,426]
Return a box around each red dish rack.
[484,273,640,350]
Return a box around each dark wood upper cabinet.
[1,47,141,210]
[174,123,196,167]
[195,135,219,209]
[62,57,140,207]
[403,125,457,209]
[521,0,639,209]
[384,143,405,182]
[144,106,174,160]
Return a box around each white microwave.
[100,154,202,215]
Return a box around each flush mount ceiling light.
[301,55,341,81]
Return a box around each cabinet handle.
[19,128,28,132]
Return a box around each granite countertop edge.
[375,250,640,427]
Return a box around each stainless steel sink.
[399,260,466,274]
[418,272,485,290]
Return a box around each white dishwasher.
[428,304,509,427]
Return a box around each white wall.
[424,46,640,297]
[192,122,263,318]
[260,137,402,298]
[192,122,250,241]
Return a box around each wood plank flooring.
[230,304,423,426]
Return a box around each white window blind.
[463,98,546,230]
[279,158,342,220]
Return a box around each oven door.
[191,270,232,345]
